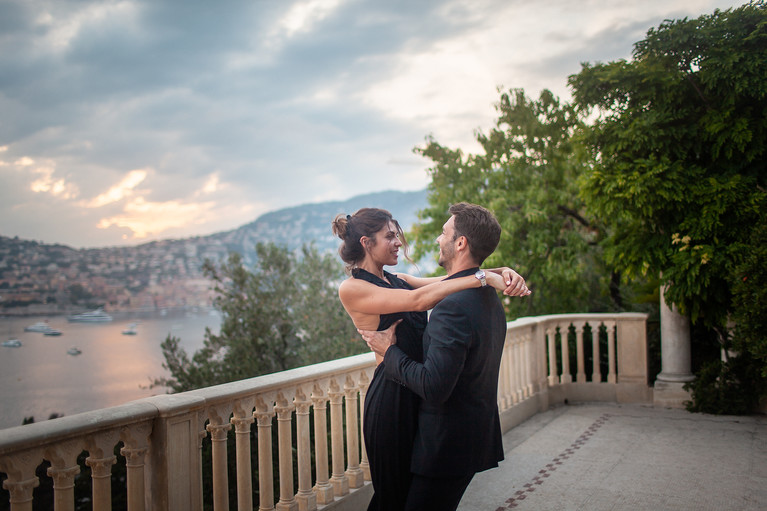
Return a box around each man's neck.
[445,259,479,277]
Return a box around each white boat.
[43,328,63,336]
[122,322,138,335]
[2,339,22,348]
[67,347,82,356]
[67,308,113,323]
[24,321,53,332]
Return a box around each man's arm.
[362,301,471,404]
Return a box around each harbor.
[0,309,220,430]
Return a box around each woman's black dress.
[354,269,427,511]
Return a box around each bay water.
[0,310,220,430]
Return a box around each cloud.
[0,0,745,248]
[96,196,217,239]
[83,169,148,208]
[25,160,79,200]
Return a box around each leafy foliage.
[155,243,363,392]
[568,1,767,329]
[411,88,623,317]
[684,352,767,415]
[569,1,767,412]
[731,211,767,376]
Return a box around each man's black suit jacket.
[383,267,507,478]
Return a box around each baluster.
[560,325,572,383]
[198,423,208,509]
[294,388,317,511]
[311,385,334,505]
[523,333,534,397]
[255,400,276,511]
[357,371,371,481]
[546,326,558,386]
[275,394,298,511]
[574,322,586,382]
[344,375,363,488]
[328,379,349,496]
[231,408,255,511]
[207,411,232,511]
[513,339,523,403]
[120,445,148,511]
[45,443,82,511]
[592,323,602,382]
[606,321,617,383]
[86,454,116,510]
[499,343,512,409]
[0,453,41,511]
[47,464,80,511]
[3,476,39,511]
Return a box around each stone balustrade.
[0,312,649,511]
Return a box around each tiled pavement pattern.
[458,403,767,511]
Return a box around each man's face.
[437,215,458,270]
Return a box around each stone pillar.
[207,420,232,511]
[255,405,276,511]
[311,390,334,505]
[231,415,255,511]
[120,446,148,511]
[275,400,298,511]
[654,285,695,408]
[86,455,117,511]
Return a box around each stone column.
[231,415,255,511]
[654,285,695,408]
[86,455,117,510]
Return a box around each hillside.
[0,190,430,314]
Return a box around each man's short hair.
[449,202,501,265]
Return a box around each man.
[362,202,510,511]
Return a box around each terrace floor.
[458,403,767,511]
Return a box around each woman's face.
[365,221,402,267]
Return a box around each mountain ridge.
[0,189,430,313]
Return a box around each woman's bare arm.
[338,274,484,316]
[396,267,530,296]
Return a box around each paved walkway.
[459,403,767,511]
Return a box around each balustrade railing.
[0,312,649,511]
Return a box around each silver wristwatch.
[474,269,487,287]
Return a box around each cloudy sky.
[0,0,743,248]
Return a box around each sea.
[0,309,221,430]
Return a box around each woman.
[331,207,527,510]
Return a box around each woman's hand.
[488,267,531,296]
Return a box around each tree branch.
[557,205,592,228]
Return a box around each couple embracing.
[332,202,530,511]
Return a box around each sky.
[0,0,745,248]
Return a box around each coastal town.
[0,234,226,316]
[0,191,426,317]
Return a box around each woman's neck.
[358,259,385,279]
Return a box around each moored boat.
[67,308,113,323]
[43,328,63,336]
[122,322,138,335]
[24,321,53,332]
[2,339,22,348]
[67,347,82,356]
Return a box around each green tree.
[568,2,767,411]
[569,2,766,328]
[412,88,620,317]
[155,243,363,393]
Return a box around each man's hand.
[358,319,402,357]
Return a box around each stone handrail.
[0,312,649,511]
